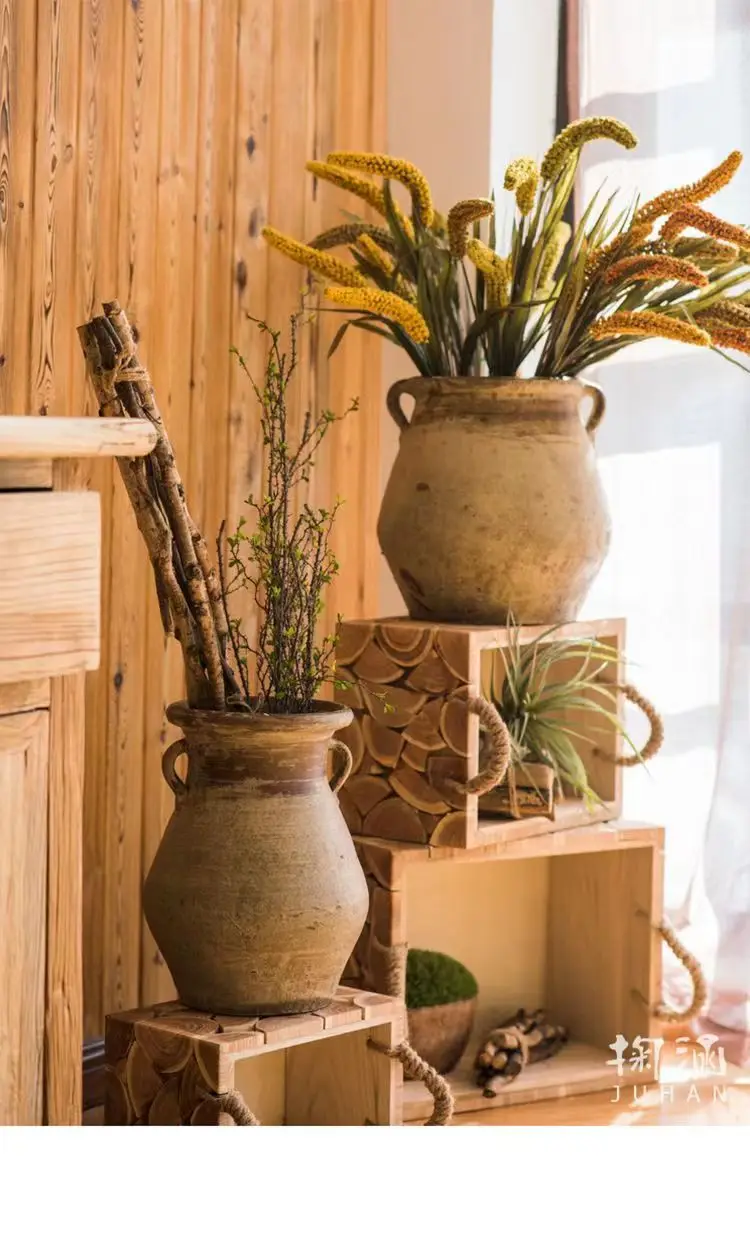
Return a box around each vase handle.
[162,738,188,799]
[386,379,420,431]
[328,739,353,794]
[582,381,606,440]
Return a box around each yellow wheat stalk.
[703,298,750,329]
[306,160,414,240]
[585,221,654,280]
[307,222,395,252]
[447,198,494,258]
[262,226,367,287]
[634,151,743,226]
[590,310,710,347]
[602,253,708,288]
[538,222,571,291]
[466,238,510,307]
[356,234,415,301]
[327,151,434,227]
[541,117,638,182]
[695,313,750,353]
[323,286,430,343]
[504,157,539,215]
[659,205,750,248]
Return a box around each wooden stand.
[335,616,625,851]
[105,988,406,1126]
[347,821,664,1120]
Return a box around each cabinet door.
[0,710,49,1124]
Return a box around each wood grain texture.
[0,0,385,1038]
[0,491,100,682]
[0,416,156,457]
[0,710,49,1124]
[45,671,85,1125]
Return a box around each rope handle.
[653,919,708,1025]
[448,695,511,796]
[369,1039,454,1125]
[214,1090,261,1125]
[594,681,664,767]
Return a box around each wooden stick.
[77,303,230,710]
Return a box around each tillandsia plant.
[485,623,643,811]
[78,301,354,715]
[261,121,750,377]
[218,313,357,714]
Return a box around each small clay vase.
[142,700,369,1015]
[407,996,478,1075]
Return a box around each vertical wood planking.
[0,0,37,415]
[74,0,128,1037]
[95,0,162,1023]
[140,0,203,1007]
[0,0,386,1042]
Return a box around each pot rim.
[406,995,478,1016]
[393,374,588,395]
[166,699,353,734]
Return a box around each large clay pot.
[143,701,369,1016]
[378,377,611,624]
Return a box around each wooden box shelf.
[335,616,625,851]
[105,987,405,1126]
[347,821,664,1121]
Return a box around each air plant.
[486,623,642,811]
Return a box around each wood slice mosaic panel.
[336,621,478,849]
[335,617,626,850]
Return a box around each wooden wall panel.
[0,0,385,1039]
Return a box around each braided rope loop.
[595,682,664,767]
[215,1090,261,1125]
[654,919,708,1025]
[448,695,511,796]
[369,1039,454,1125]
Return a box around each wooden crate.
[348,821,665,1120]
[335,617,626,850]
[104,987,405,1126]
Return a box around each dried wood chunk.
[376,624,435,666]
[362,795,429,843]
[148,1076,183,1125]
[125,1040,164,1118]
[389,767,450,815]
[347,775,392,817]
[435,629,472,682]
[105,1068,134,1126]
[402,741,429,772]
[335,717,365,773]
[402,698,445,751]
[429,810,468,846]
[405,653,456,694]
[362,684,427,728]
[362,717,404,768]
[440,698,471,756]
[336,622,375,667]
[353,640,405,685]
[335,666,364,709]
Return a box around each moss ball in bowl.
[406,949,478,1075]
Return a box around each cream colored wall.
[380,3,561,1030]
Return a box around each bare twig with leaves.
[217,313,358,714]
[78,302,354,717]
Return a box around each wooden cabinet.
[0,707,49,1124]
[0,417,155,1125]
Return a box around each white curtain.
[575,0,750,1034]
